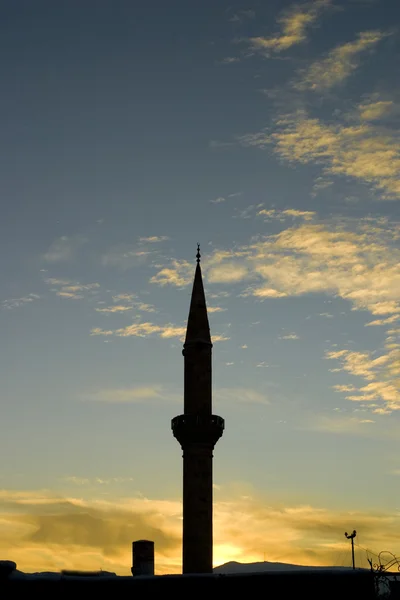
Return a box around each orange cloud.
[2,489,400,575]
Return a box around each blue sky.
[1,0,400,575]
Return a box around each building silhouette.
[171,245,225,574]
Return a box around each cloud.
[241,111,400,199]
[210,197,227,203]
[81,385,173,403]
[365,315,400,327]
[229,9,255,23]
[146,217,400,415]
[0,490,180,575]
[95,301,157,314]
[326,328,400,413]
[207,264,250,284]
[219,57,240,64]
[2,293,40,310]
[91,321,229,343]
[215,387,270,405]
[45,279,100,300]
[149,260,193,287]
[358,99,395,121]
[248,0,331,54]
[63,476,135,486]
[115,323,186,339]
[138,236,169,243]
[44,236,86,263]
[308,414,380,435]
[251,287,288,298]
[91,322,186,340]
[208,306,227,313]
[150,217,400,320]
[296,30,387,91]
[91,327,114,336]
[95,305,133,313]
[3,489,400,575]
[101,246,154,270]
[258,209,316,221]
[112,294,137,302]
[279,333,300,340]
[212,334,231,342]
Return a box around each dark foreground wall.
[2,569,376,599]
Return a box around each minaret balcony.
[171,414,224,447]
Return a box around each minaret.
[171,245,225,574]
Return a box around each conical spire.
[184,245,212,346]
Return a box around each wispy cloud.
[241,111,400,199]
[45,278,100,300]
[44,235,87,263]
[358,98,395,121]
[91,320,229,343]
[138,236,169,243]
[326,327,400,413]
[248,0,331,55]
[258,208,316,221]
[95,299,157,314]
[208,306,227,313]
[2,293,40,310]
[296,30,387,91]
[151,217,400,319]
[279,333,300,340]
[219,56,240,65]
[91,322,185,339]
[81,385,176,403]
[215,387,270,405]
[101,247,154,270]
[95,305,133,313]
[229,9,255,23]
[63,476,135,485]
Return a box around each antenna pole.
[345,530,357,570]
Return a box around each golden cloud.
[45,278,100,300]
[358,100,395,122]
[241,112,400,199]
[326,327,400,412]
[149,217,400,414]
[90,321,228,343]
[296,30,386,91]
[248,0,331,54]
[2,489,400,575]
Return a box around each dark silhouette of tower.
[171,246,225,574]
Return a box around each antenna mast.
[345,530,357,570]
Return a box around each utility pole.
[345,530,357,570]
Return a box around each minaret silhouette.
[171,245,225,574]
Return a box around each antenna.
[345,530,357,569]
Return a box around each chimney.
[131,540,154,576]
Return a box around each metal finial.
[196,243,201,263]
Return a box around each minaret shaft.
[171,246,224,574]
[182,446,213,573]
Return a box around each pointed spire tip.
[196,243,201,264]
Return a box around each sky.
[1,0,400,576]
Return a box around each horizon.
[1,0,400,576]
